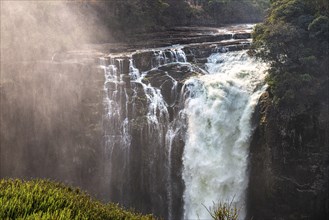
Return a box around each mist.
[1,0,111,62]
[0,0,112,200]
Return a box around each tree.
[251,0,328,114]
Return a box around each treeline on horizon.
[82,0,270,38]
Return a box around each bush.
[251,0,328,114]
[204,201,239,220]
[0,179,155,220]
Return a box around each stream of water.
[100,48,267,220]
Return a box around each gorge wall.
[247,90,329,219]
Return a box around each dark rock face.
[182,40,250,68]
[132,51,155,72]
[247,91,329,220]
[126,25,252,49]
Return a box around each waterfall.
[152,48,187,67]
[100,45,266,220]
[101,57,132,203]
[182,51,267,219]
[100,48,188,219]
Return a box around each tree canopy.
[251,0,328,115]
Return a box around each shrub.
[203,201,239,220]
[0,179,155,220]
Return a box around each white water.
[135,48,187,219]
[152,47,187,67]
[182,51,267,220]
[101,47,267,220]
[100,48,189,219]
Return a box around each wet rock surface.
[248,91,329,220]
[87,24,254,55]
[125,25,253,49]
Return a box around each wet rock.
[248,91,329,220]
[114,58,130,75]
[132,51,154,72]
[233,33,251,39]
[150,63,205,83]
[143,63,204,105]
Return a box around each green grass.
[0,179,155,220]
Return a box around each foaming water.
[183,51,267,219]
[100,48,266,220]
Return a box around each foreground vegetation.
[0,179,155,220]
[205,201,239,220]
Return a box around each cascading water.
[100,44,266,220]
[182,51,267,219]
[100,47,188,219]
[101,57,132,203]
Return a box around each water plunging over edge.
[182,51,267,220]
[100,47,188,219]
[100,47,267,220]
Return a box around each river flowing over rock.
[1,25,270,220]
[97,25,267,219]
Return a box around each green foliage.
[251,0,329,114]
[199,0,270,24]
[0,179,155,220]
[203,201,239,220]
